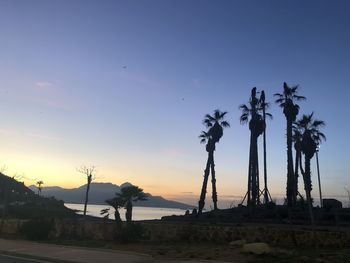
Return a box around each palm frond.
[274,98,284,104]
[293,95,306,101]
[219,111,228,119]
[204,114,215,122]
[290,85,299,93]
[317,132,326,142]
[273,93,283,98]
[313,120,325,128]
[239,104,250,112]
[240,114,249,124]
[214,110,221,120]
[265,112,273,120]
[203,119,213,127]
[221,120,230,127]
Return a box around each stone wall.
[141,222,350,248]
[1,219,350,248]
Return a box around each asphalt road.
[0,254,50,263]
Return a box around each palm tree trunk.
[256,140,260,205]
[210,152,218,210]
[300,155,314,225]
[251,134,258,207]
[247,132,254,206]
[114,209,122,224]
[294,149,300,203]
[263,112,269,204]
[125,200,133,224]
[198,151,212,213]
[286,119,295,207]
[114,209,122,231]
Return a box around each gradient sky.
[0,1,349,207]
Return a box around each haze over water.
[65,203,187,221]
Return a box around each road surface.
[0,254,49,263]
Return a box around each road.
[0,254,50,263]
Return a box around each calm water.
[65,203,187,221]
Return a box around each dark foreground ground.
[49,239,350,263]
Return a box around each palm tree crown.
[117,185,147,203]
[203,109,230,143]
[295,113,326,159]
[274,82,306,121]
[199,130,215,152]
[239,91,271,135]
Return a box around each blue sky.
[0,1,349,206]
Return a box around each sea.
[65,203,188,221]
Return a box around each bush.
[20,219,54,240]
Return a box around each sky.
[0,1,349,207]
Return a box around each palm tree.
[240,88,267,207]
[295,113,326,224]
[36,180,44,196]
[102,196,125,226]
[117,185,147,224]
[274,82,306,207]
[198,110,230,214]
[198,131,215,213]
[260,90,273,204]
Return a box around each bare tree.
[77,165,96,217]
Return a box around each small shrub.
[20,219,54,240]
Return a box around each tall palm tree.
[198,109,230,214]
[117,185,147,224]
[260,91,273,204]
[240,88,267,207]
[292,127,303,203]
[274,82,306,207]
[295,113,326,224]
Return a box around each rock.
[229,240,245,247]
[242,242,271,255]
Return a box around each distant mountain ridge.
[29,182,195,210]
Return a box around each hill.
[0,173,76,219]
[29,182,195,210]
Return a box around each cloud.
[35,81,53,89]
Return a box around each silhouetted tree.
[274,82,305,207]
[198,110,230,213]
[116,185,147,224]
[101,196,124,228]
[295,113,326,224]
[36,180,44,196]
[240,88,267,207]
[77,165,96,217]
[260,90,273,204]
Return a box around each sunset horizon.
[1,1,349,208]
